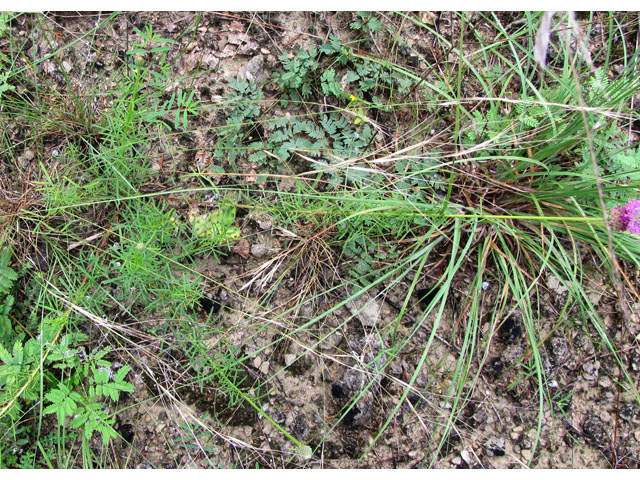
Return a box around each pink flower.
[610,199,640,234]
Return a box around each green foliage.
[108,210,174,305]
[350,12,382,34]
[573,69,640,207]
[0,249,17,293]
[0,249,18,349]
[0,12,11,36]
[578,127,640,207]
[0,306,135,459]
[272,47,319,104]
[247,111,375,185]
[163,87,201,130]
[214,78,263,164]
[248,115,327,172]
[464,93,550,152]
[0,13,13,106]
[0,71,15,103]
[189,196,242,245]
[393,155,445,202]
[43,346,134,445]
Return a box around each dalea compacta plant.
[610,199,640,234]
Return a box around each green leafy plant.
[0,249,18,348]
[214,78,263,165]
[248,115,328,173]
[272,47,319,105]
[188,195,242,246]
[163,87,201,130]
[350,12,382,34]
[43,346,134,445]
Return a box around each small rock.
[461,449,472,465]
[319,331,342,350]
[202,53,219,70]
[251,243,269,258]
[582,414,607,446]
[259,360,269,375]
[346,294,382,328]
[24,150,34,161]
[510,425,524,441]
[547,275,568,295]
[257,218,272,230]
[485,436,506,456]
[598,376,612,388]
[550,337,569,364]
[284,353,297,366]
[472,409,487,425]
[415,374,429,388]
[619,404,635,423]
[630,353,640,372]
[582,360,600,380]
[253,356,262,369]
[62,60,72,72]
[238,54,264,83]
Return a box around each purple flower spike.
[610,199,640,234]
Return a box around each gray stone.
[238,55,264,83]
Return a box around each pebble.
[24,150,34,161]
[550,337,569,364]
[485,436,506,456]
[319,331,342,350]
[238,54,264,83]
[259,360,269,375]
[251,243,269,258]
[598,376,612,388]
[510,425,524,440]
[582,360,600,380]
[253,356,262,369]
[284,353,297,366]
[257,218,272,230]
[346,295,381,328]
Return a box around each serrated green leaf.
[69,411,88,429]
[93,367,110,384]
[113,365,131,383]
[0,343,9,363]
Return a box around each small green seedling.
[188,196,242,245]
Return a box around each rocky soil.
[3,12,639,468]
